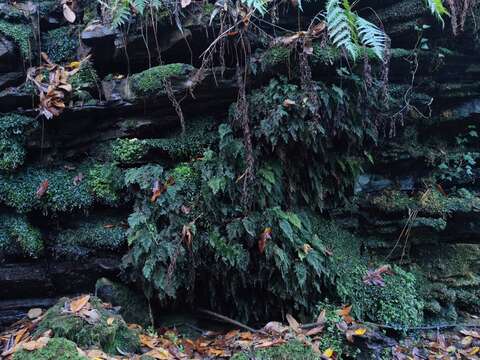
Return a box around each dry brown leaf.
[305,326,324,337]
[262,321,288,335]
[27,308,43,320]
[286,314,300,333]
[63,4,76,23]
[70,295,90,313]
[144,347,172,359]
[21,337,50,352]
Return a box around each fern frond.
[326,0,358,60]
[111,4,130,29]
[425,0,449,26]
[356,16,388,60]
[132,0,148,14]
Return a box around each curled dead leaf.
[63,3,76,23]
[70,295,90,313]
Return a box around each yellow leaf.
[107,317,114,326]
[68,61,81,69]
[323,348,334,358]
[354,328,367,336]
[469,347,480,355]
[70,295,90,313]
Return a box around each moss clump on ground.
[130,63,187,97]
[111,138,149,163]
[70,60,100,91]
[87,163,124,205]
[53,216,126,254]
[34,297,140,355]
[0,20,33,59]
[42,27,78,64]
[231,340,320,360]
[96,278,151,327]
[13,337,86,360]
[0,214,43,258]
[319,221,424,327]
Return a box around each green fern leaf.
[326,0,358,60]
[133,0,148,14]
[425,0,449,26]
[356,16,388,60]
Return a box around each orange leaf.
[70,295,90,313]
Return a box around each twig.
[198,308,266,334]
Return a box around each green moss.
[0,139,26,171]
[95,278,151,327]
[319,221,424,327]
[42,27,78,63]
[70,60,100,91]
[261,46,291,69]
[87,163,124,205]
[13,338,86,360]
[35,297,140,355]
[203,2,215,16]
[112,138,149,163]
[54,216,126,253]
[0,20,33,59]
[0,114,36,138]
[311,43,377,65]
[0,166,93,213]
[231,340,321,360]
[130,63,187,97]
[113,120,216,163]
[0,214,43,258]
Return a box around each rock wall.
[0,0,479,326]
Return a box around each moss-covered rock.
[87,163,124,205]
[112,119,217,163]
[95,278,151,327]
[13,337,86,360]
[0,20,33,59]
[53,216,127,255]
[0,214,43,258]
[231,340,321,360]
[34,297,140,355]
[42,27,79,64]
[130,63,190,97]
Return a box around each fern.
[132,0,148,14]
[356,16,387,60]
[326,0,358,60]
[425,0,450,26]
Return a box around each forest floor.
[1,295,480,359]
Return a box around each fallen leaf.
[337,305,354,323]
[354,328,367,336]
[283,99,296,107]
[22,337,50,351]
[36,180,49,198]
[70,295,90,313]
[181,0,191,8]
[107,317,115,326]
[286,314,300,333]
[63,3,76,23]
[144,347,172,359]
[323,348,334,358]
[262,321,288,335]
[27,308,43,320]
[305,326,324,336]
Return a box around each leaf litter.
[1,295,480,359]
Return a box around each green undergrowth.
[0,162,124,213]
[0,214,43,258]
[0,114,37,172]
[53,216,127,255]
[0,20,33,59]
[130,63,189,97]
[122,75,412,323]
[13,338,86,360]
[34,297,140,355]
[112,119,217,163]
[231,340,321,360]
[42,27,79,64]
